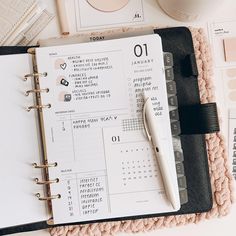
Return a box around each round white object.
[87,0,129,12]
[158,0,222,22]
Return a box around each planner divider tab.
[164,52,188,205]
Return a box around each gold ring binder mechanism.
[35,193,61,201]
[24,70,51,112]
[27,104,51,112]
[24,72,47,81]
[35,178,59,185]
[33,161,60,201]
[25,88,49,96]
[24,52,60,225]
[32,162,58,168]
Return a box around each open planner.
[0,27,220,235]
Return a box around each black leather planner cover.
[154,27,217,215]
[0,27,219,235]
[0,46,32,56]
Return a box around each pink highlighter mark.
[57,76,65,86]
[58,91,72,102]
[227,68,236,77]
[87,0,129,12]
[55,58,66,70]
[223,38,236,62]
[228,79,236,90]
[229,91,236,101]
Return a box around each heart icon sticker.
[60,63,67,70]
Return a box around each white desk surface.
[11,0,236,235]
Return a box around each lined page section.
[0,54,48,229]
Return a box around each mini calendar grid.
[120,146,159,186]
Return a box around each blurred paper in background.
[0,0,54,46]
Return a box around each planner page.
[0,54,48,229]
[36,34,180,224]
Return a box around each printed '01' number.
[112,136,120,143]
[134,44,148,57]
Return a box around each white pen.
[143,92,180,210]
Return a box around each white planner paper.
[36,35,180,224]
[0,54,48,228]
